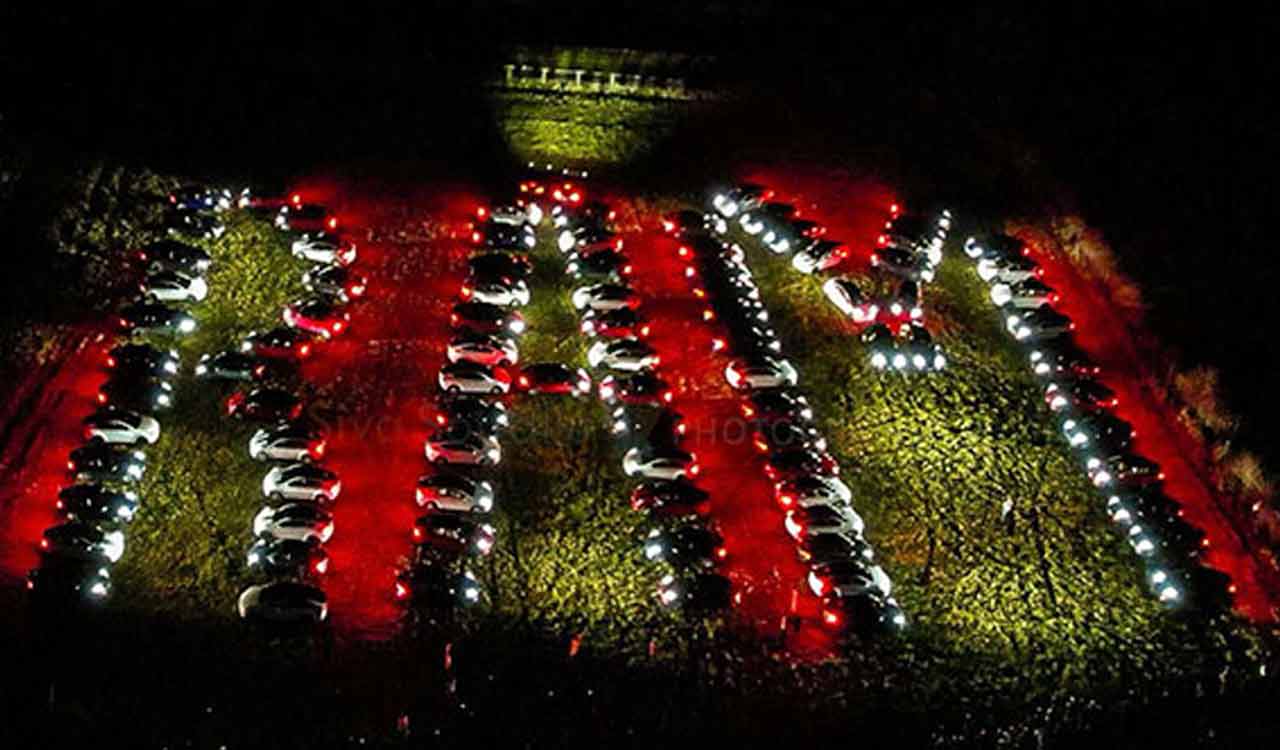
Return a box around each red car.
[515,364,592,396]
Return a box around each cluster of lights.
[683,226,904,632]
[962,234,1212,607]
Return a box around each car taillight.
[741,405,755,418]
[711,338,726,352]
[311,441,326,458]
[327,217,338,230]
[518,376,529,388]
[105,356,116,367]
[412,527,423,541]
[118,317,129,328]
[299,344,311,357]
[471,231,483,244]
[570,192,581,203]
[778,493,794,509]
[662,219,675,233]
[332,321,344,333]
[622,265,633,276]
[40,539,50,550]
[460,285,472,299]
[83,427,94,440]
[822,609,841,627]
[450,314,459,325]
[313,558,329,574]
[753,437,769,453]
[435,414,447,426]
[661,390,674,404]
[688,464,700,477]
[66,460,76,471]
[715,546,728,560]
[677,245,690,258]
[476,207,487,219]
[97,393,108,404]
[350,284,366,297]
[394,581,409,600]
[639,325,652,338]
[291,193,302,205]
[702,309,715,322]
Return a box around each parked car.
[823,277,877,323]
[253,504,334,544]
[657,572,732,611]
[763,448,839,481]
[226,388,303,422]
[137,239,211,274]
[742,390,813,423]
[414,472,495,513]
[241,327,315,359]
[587,338,659,372]
[56,484,140,524]
[82,408,160,446]
[249,423,326,463]
[67,443,145,483]
[41,522,125,563]
[26,557,112,601]
[598,372,672,406]
[118,301,197,336]
[434,396,509,434]
[580,307,647,338]
[1062,409,1135,453]
[566,249,632,282]
[515,363,592,396]
[461,276,530,307]
[246,537,329,578]
[393,562,482,607]
[238,581,328,623]
[165,210,225,240]
[438,362,512,395]
[469,252,531,281]
[791,239,848,274]
[196,350,291,381]
[1029,337,1100,378]
[284,298,350,338]
[712,183,770,217]
[106,343,179,378]
[643,525,726,569]
[276,204,337,233]
[724,356,798,390]
[991,278,1058,309]
[571,283,640,312]
[424,430,501,466]
[447,332,520,367]
[142,270,208,303]
[623,446,699,481]
[630,480,710,517]
[1007,304,1074,340]
[97,374,173,411]
[774,474,853,510]
[412,514,496,556]
[451,301,525,335]
[784,504,865,542]
[1044,377,1117,412]
[303,264,367,302]
[262,463,341,503]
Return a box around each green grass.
[112,212,308,618]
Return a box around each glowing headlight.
[478,495,494,513]
[89,582,108,597]
[912,354,927,370]
[463,586,480,602]
[1158,584,1181,602]
[523,235,535,248]
[644,542,664,560]
[179,318,197,333]
[933,354,947,370]
[659,588,679,605]
[557,231,576,252]
[508,319,526,334]
[486,449,500,463]
[247,552,260,566]
[195,364,207,375]
[870,352,888,369]
[475,536,493,554]
[892,353,908,370]
[164,361,179,374]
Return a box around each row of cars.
[216,196,357,624]
[711,184,949,373]
[28,188,231,601]
[667,209,907,634]
[963,233,1228,608]
[547,187,735,614]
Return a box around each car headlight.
[247,552,260,566]
[478,495,494,513]
[463,586,480,602]
[89,582,108,598]
[508,319,525,334]
[157,394,171,406]
[194,364,206,375]
[644,542,664,560]
[179,319,196,333]
[870,352,887,370]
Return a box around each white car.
[807,561,893,599]
[415,473,495,513]
[249,427,325,463]
[774,475,854,511]
[724,357,798,390]
[291,234,356,266]
[253,504,334,544]
[438,362,512,395]
[622,446,699,481]
[464,278,530,307]
[822,277,878,323]
[425,433,501,466]
[485,204,538,227]
[711,184,769,218]
[784,504,866,541]
[791,240,847,275]
[571,283,639,312]
[587,338,659,372]
[142,270,208,303]
[990,279,1058,309]
[238,581,328,623]
[977,255,1040,284]
[262,463,341,503]
[447,333,519,367]
[82,409,160,446]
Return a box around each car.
[302,264,367,302]
[742,390,813,423]
[774,475,853,510]
[253,504,334,544]
[56,484,140,524]
[629,479,710,517]
[1007,304,1074,340]
[785,504,865,542]
[861,323,897,371]
[1030,338,1100,378]
[469,252,532,281]
[623,446,698,481]
[557,225,621,254]
[168,185,234,212]
[105,343,180,378]
[657,572,732,611]
[764,448,839,481]
[451,301,525,335]
[598,372,673,406]
[460,276,530,307]
[425,429,501,466]
[67,443,146,483]
[884,280,924,323]
[580,307,647,338]
[196,350,292,381]
[138,239,212,275]
[724,356,798,390]
[712,183,770,217]
[753,419,827,454]
[482,203,541,227]
[1061,409,1135,452]
[991,278,1059,309]
[964,234,1026,261]
[250,423,327,463]
[141,270,208,303]
[791,239,848,274]
[415,472,495,513]
[1086,453,1164,488]
[739,202,797,236]
[763,218,825,254]
[822,277,878,323]
[551,199,613,230]
[795,531,877,565]
[118,301,197,336]
[412,514,496,556]
[284,297,350,338]
[513,363,592,396]
[879,214,945,264]
[40,522,125,563]
[165,210,226,240]
[871,246,935,283]
[587,338,659,372]
[978,254,1042,284]
[643,525,726,568]
[807,558,892,598]
[571,283,640,313]
[472,219,535,250]
[437,362,512,395]
[26,557,112,601]
[241,327,315,359]
[1105,487,1183,529]
[393,562,482,607]
[246,537,330,578]
[238,581,328,623]
[729,322,783,356]
[227,388,303,422]
[566,249,632,282]
[899,324,947,371]
[276,204,337,233]
[97,376,173,411]
[82,408,160,446]
[661,209,726,238]
[1045,377,1118,412]
[261,462,341,504]
[820,589,906,634]
[446,332,519,368]
[434,396,510,434]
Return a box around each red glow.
[299,344,311,358]
[471,231,483,244]
[661,390,674,404]
[715,546,728,560]
[778,493,795,509]
[639,325,652,338]
[96,393,107,404]
[314,558,330,574]
[291,193,302,205]
[105,356,116,368]
[40,539,49,550]
[460,285,472,299]
[327,217,338,230]
[394,581,409,600]
[476,207,487,219]
[822,610,840,627]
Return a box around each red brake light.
[460,285,472,299]
[311,441,326,458]
[518,376,529,387]
[291,193,302,205]
[66,460,76,471]
[412,527,423,541]
[778,493,794,509]
[313,558,329,574]
[471,231,482,244]
[332,322,344,333]
[622,265,633,276]
[299,344,311,357]
[326,217,338,230]
[662,219,675,233]
[715,546,728,559]
[741,405,755,418]
[661,390,674,404]
[394,581,409,600]
[40,539,50,550]
[476,207,487,219]
[823,609,841,627]
[677,245,690,258]
[435,414,447,426]
[106,356,116,368]
[97,393,108,404]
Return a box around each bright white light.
[870,353,887,369]
[89,582,107,597]
[179,319,196,333]
[892,353,908,370]
[557,231,576,252]
[644,542,663,560]
[1158,584,1181,602]
[912,354,927,370]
